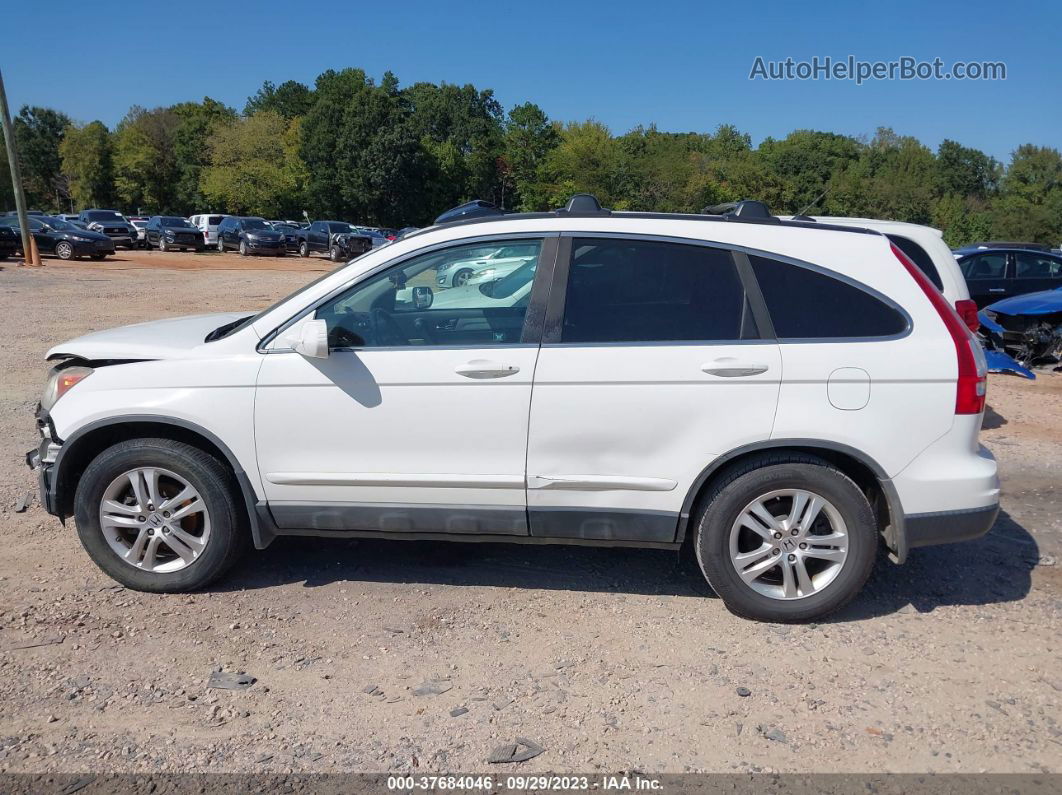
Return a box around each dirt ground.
[0,260,1059,775]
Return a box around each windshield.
[83,210,125,222]
[243,219,270,230]
[44,217,78,231]
[160,217,193,228]
[327,222,355,234]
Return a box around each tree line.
[2,67,1061,246]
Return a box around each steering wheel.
[370,308,409,346]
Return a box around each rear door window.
[1014,252,1062,279]
[559,238,755,343]
[749,255,908,339]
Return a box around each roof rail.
[701,200,775,220]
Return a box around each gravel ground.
[0,262,1059,775]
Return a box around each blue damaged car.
[979,286,1062,373]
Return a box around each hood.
[988,287,1062,317]
[46,312,250,361]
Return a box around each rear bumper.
[905,503,999,548]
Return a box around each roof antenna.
[795,186,831,217]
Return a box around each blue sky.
[5,0,1059,162]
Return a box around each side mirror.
[292,318,329,359]
[412,286,434,309]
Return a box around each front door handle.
[702,363,769,377]
[455,360,520,379]
[988,288,1006,293]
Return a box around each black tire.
[73,438,248,592]
[453,268,473,287]
[55,241,75,260]
[329,245,342,262]
[217,238,225,253]
[239,240,248,256]
[693,453,877,623]
[159,238,169,252]
[298,241,309,258]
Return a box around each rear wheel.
[693,454,877,622]
[74,438,247,592]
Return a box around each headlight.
[41,366,93,411]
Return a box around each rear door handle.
[455,360,520,379]
[702,363,769,377]
[988,288,1006,293]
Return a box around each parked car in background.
[0,223,18,259]
[354,227,390,250]
[77,209,137,249]
[188,214,230,247]
[326,228,375,262]
[216,216,287,256]
[144,216,206,252]
[435,241,541,288]
[295,220,368,259]
[130,219,148,247]
[0,215,114,260]
[981,287,1062,367]
[2,209,46,217]
[26,194,999,623]
[268,222,301,252]
[954,247,1062,307]
[953,241,1054,256]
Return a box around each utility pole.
[0,67,40,266]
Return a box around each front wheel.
[55,241,75,260]
[239,240,248,256]
[453,268,473,287]
[73,438,247,592]
[159,238,169,252]
[693,454,877,623]
[329,245,343,262]
[298,241,309,258]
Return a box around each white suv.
[26,196,999,622]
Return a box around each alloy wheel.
[728,488,849,600]
[99,467,211,573]
[56,241,73,259]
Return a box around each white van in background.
[188,214,230,246]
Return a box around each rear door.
[1012,250,1062,297]
[524,236,781,542]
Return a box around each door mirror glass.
[412,286,434,309]
[292,318,329,359]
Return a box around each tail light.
[954,299,980,333]
[891,243,986,415]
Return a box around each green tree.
[503,102,559,211]
[244,80,315,119]
[200,111,306,217]
[113,106,181,213]
[12,106,71,210]
[538,120,633,209]
[59,121,115,209]
[758,130,861,213]
[172,97,237,212]
[936,139,998,198]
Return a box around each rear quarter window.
[749,255,908,339]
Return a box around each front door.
[525,236,781,542]
[254,235,557,535]
[960,251,1010,306]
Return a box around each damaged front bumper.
[25,405,62,517]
